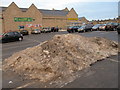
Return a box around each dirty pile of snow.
[3,34,118,82]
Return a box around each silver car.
[78,25,86,32]
[31,29,41,34]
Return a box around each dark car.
[84,24,94,32]
[67,26,74,33]
[106,22,119,31]
[51,27,59,32]
[92,24,102,31]
[78,24,94,33]
[67,26,81,33]
[20,30,29,35]
[117,24,120,34]
[31,29,41,34]
[0,31,23,43]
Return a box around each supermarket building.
[0,2,79,33]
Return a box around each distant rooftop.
[39,9,68,16]
[1,7,69,16]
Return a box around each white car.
[42,27,51,33]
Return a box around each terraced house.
[0,2,79,33]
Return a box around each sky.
[0,0,119,21]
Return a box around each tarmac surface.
[1,31,119,89]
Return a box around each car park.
[31,29,41,34]
[20,30,29,35]
[117,24,120,34]
[92,24,102,31]
[67,26,81,33]
[0,31,23,43]
[42,27,51,33]
[51,27,59,32]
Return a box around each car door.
[3,32,14,42]
[9,32,16,41]
[14,32,20,41]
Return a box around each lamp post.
[0,13,4,33]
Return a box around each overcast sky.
[1,0,119,20]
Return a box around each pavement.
[1,31,119,89]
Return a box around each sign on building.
[18,26,24,29]
[26,24,42,28]
[14,17,33,22]
[67,18,78,20]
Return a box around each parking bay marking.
[3,42,39,51]
[3,39,40,47]
[107,58,119,63]
[26,38,42,43]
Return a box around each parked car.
[20,30,29,35]
[117,24,120,34]
[67,26,81,33]
[51,27,59,32]
[99,24,107,31]
[91,24,102,31]
[106,22,119,31]
[78,25,86,33]
[31,29,41,34]
[78,24,93,33]
[0,31,23,43]
[67,26,74,33]
[84,24,94,32]
[42,27,51,33]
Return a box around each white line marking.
[108,59,119,63]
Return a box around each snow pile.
[3,34,118,82]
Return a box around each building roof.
[1,7,7,12]
[79,17,86,20]
[39,9,68,16]
[1,7,68,16]
[20,8,28,12]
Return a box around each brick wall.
[2,2,79,32]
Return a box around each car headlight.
[21,34,23,36]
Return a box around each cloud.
[1,0,118,20]
[1,0,119,9]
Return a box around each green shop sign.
[14,17,33,22]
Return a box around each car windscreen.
[100,24,106,26]
[112,23,118,25]
[34,29,40,31]
[86,24,93,28]
[80,25,85,29]
[43,28,49,29]
[68,26,74,29]
[3,32,14,36]
[21,30,27,32]
[93,24,100,28]
[14,32,20,35]
[106,23,113,25]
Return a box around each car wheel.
[19,37,23,41]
